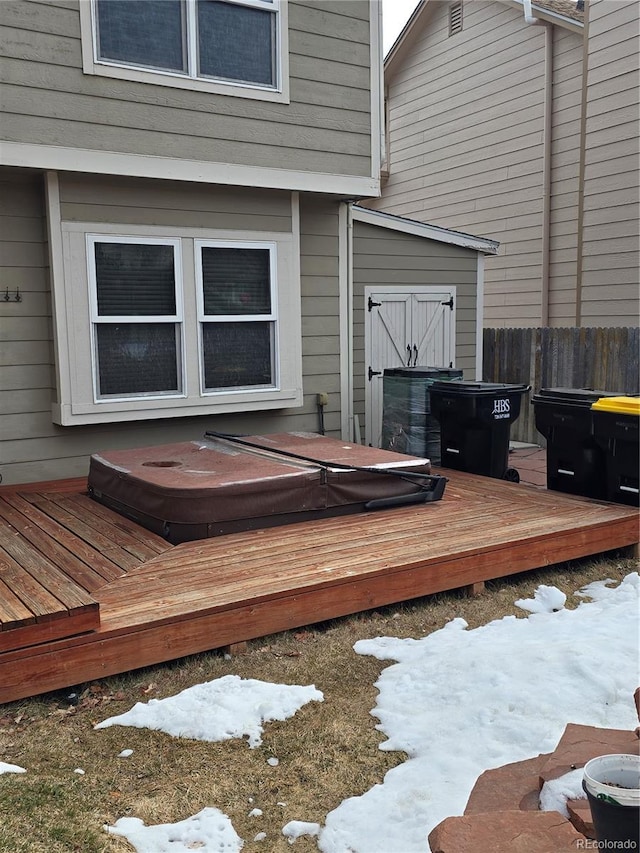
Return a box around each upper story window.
[81,0,289,102]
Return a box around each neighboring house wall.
[0,169,342,484]
[580,0,640,326]
[1,0,373,181]
[372,0,639,330]
[370,0,553,327]
[351,220,480,436]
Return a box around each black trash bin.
[531,388,622,499]
[591,396,640,507]
[381,366,463,464]
[429,381,530,480]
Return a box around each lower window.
[56,223,301,424]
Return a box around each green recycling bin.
[381,366,463,464]
[429,381,530,480]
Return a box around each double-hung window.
[82,0,288,101]
[196,242,276,392]
[89,236,184,400]
[55,221,301,425]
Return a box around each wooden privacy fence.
[483,327,640,445]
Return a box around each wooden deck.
[0,471,638,704]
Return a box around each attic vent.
[449,1,463,35]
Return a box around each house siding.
[0,0,372,179]
[376,0,639,331]
[580,0,640,326]
[0,169,343,485]
[351,220,479,433]
[370,0,549,328]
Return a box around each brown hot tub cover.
[88,432,441,543]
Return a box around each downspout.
[540,22,552,326]
[575,0,590,327]
[339,202,355,441]
[522,1,552,327]
[522,0,537,25]
[475,254,485,381]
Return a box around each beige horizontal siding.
[371,0,559,328]
[0,169,345,484]
[0,0,372,179]
[58,174,293,231]
[0,168,54,483]
[581,0,639,327]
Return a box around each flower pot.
[582,754,640,848]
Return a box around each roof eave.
[351,206,500,255]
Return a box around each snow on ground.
[93,573,639,852]
[107,807,243,852]
[0,761,26,774]
[95,674,323,748]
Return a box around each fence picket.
[483,327,640,444]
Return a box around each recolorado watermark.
[576,841,638,850]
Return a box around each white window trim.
[79,0,290,104]
[194,238,279,395]
[54,221,302,426]
[87,234,186,403]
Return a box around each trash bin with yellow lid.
[591,396,640,507]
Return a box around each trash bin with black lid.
[591,395,640,507]
[381,366,463,464]
[429,381,530,480]
[531,388,622,499]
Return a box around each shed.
[347,205,498,446]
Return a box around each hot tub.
[88,432,443,543]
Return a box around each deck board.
[0,486,172,654]
[0,469,637,703]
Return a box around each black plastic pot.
[583,780,640,849]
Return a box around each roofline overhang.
[351,205,500,255]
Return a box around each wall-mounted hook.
[3,288,9,302]
[14,288,21,303]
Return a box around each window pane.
[197,1,275,85]
[95,242,177,316]
[96,0,186,72]
[201,247,271,315]
[202,321,273,389]
[95,323,180,396]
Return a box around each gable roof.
[385,0,584,70]
[352,206,499,255]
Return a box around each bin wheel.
[503,467,520,483]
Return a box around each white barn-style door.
[364,286,456,447]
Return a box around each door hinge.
[441,295,454,310]
[368,366,382,381]
[368,296,382,312]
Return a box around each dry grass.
[0,550,637,853]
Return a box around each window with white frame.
[55,223,301,425]
[196,241,276,392]
[83,0,287,99]
[89,236,184,400]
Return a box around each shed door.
[364,286,456,447]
